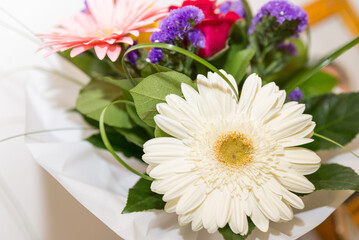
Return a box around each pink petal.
[70,45,93,57]
[129,30,139,37]
[107,45,122,62]
[94,44,109,60]
[119,36,134,45]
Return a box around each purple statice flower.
[288,88,304,101]
[188,28,205,48]
[249,0,308,35]
[277,42,298,56]
[219,1,246,18]
[157,6,204,41]
[125,41,139,65]
[148,6,205,63]
[147,48,163,64]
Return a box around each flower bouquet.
[32,0,359,239]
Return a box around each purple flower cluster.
[277,42,298,56]
[219,1,245,18]
[147,48,163,65]
[288,88,304,101]
[249,0,308,35]
[188,28,206,48]
[125,41,139,65]
[148,6,206,63]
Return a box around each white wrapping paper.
[25,58,359,240]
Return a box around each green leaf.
[219,220,255,240]
[122,178,165,213]
[86,132,143,159]
[141,63,172,78]
[304,92,359,150]
[76,78,134,129]
[126,104,154,137]
[223,49,255,84]
[115,126,150,147]
[130,71,195,127]
[306,164,359,191]
[154,125,171,138]
[59,50,116,78]
[299,71,337,99]
[285,36,359,93]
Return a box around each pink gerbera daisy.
[38,0,168,62]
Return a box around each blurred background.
[0,0,358,239]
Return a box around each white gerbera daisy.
[143,70,321,235]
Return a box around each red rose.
[170,0,241,58]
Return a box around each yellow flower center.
[214,131,254,167]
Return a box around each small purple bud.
[288,88,304,101]
[147,48,163,64]
[277,42,298,56]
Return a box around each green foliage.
[299,71,337,99]
[219,220,255,240]
[86,132,143,159]
[59,50,117,78]
[122,178,165,213]
[254,16,300,47]
[263,39,307,85]
[223,49,255,84]
[115,127,150,147]
[306,164,359,191]
[304,92,359,150]
[76,78,134,129]
[130,71,195,127]
[141,63,172,78]
[126,104,154,137]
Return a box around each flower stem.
[314,133,359,159]
[99,100,154,181]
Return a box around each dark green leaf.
[126,104,154,137]
[299,71,337,99]
[285,36,359,93]
[219,220,255,240]
[115,126,150,147]
[304,92,359,150]
[76,78,134,129]
[141,63,172,78]
[223,49,255,84]
[86,132,143,159]
[130,71,195,127]
[122,178,165,213]
[306,164,359,191]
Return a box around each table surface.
[0,0,358,239]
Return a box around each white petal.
[248,192,269,232]
[201,191,219,233]
[216,190,232,228]
[176,184,207,214]
[154,115,191,140]
[277,170,315,193]
[149,160,195,179]
[238,74,261,114]
[229,196,248,235]
[161,174,200,201]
